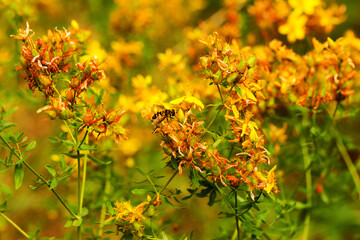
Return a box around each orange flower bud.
[316,184,323,194]
[60,108,72,120]
[83,110,94,125]
[38,74,52,88]
[65,89,75,102]
[70,77,80,88]
[212,165,221,176]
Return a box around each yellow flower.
[157,49,183,70]
[85,40,108,63]
[264,165,277,193]
[279,10,307,42]
[289,0,322,15]
[255,165,277,194]
[105,200,148,225]
[132,74,152,89]
[170,95,204,110]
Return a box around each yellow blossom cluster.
[248,0,346,42]
[257,37,356,111]
[105,200,149,236]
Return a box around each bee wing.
[154,104,165,112]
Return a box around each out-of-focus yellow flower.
[256,165,277,194]
[289,0,321,15]
[279,10,307,42]
[132,74,152,89]
[316,4,347,34]
[157,49,183,70]
[105,200,149,233]
[119,138,141,156]
[170,95,204,110]
[85,40,108,63]
[343,30,360,66]
[269,124,288,154]
[125,157,135,168]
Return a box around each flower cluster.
[80,106,128,144]
[142,96,207,176]
[12,22,128,144]
[105,200,149,237]
[199,33,278,199]
[257,37,356,111]
[144,91,278,200]
[248,0,346,42]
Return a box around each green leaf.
[136,167,146,176]
[62,140,75,147]
[14,163,24,189]
[161,232,169,240]
[0,120,16,132]
[20,136,28,143]
[179,233,187,240]
[234,86,242,97]
[206,102,223,108]
[213,138,222,148]
[208,190,216,206]
[77,143,96,151]
[64,219,73,228]
[131,189,149,195]
[9,135,17,144]
[80,208,89,217]
[189,231,194,240]
[45,165,57,177]
[24,141,36,152]
[190,168,199,188]
[16,132,24,141]
[60,156,66,170]
[49,178,58,189]
[72,218,83,226]
[63,152,85,159]
[88,155,111,165]
[163,197,182,209]
[106,201,115,215]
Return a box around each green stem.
[25,160,79,219]
[216,83,224,103]
[159,170,177,194]
[0,135,79,219]
[0,212,29,239]
[235,190,241,240]
[301,136,311,240]
[77,132,89,240]
[97,164,111,238]
[200,83,236,141]
[77,150,82,240]
[200,105,224,141]
[336,137,360,201]
[147,175,159,194]
[144,171,177,213]
[63,120,77,145]
[199,173,237,215]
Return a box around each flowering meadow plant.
[0,0,359,239]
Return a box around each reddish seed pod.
[65,89,75,102]
[106,111,117,123]
[70,77,80,88]
[84,65,91,75]
[47,110,57,120]
[83,110,94,125]
[94,123,106,133]
[316,184,323,194]
[60,108,72,120]
[38,74,52,87]
[212,165,221,176]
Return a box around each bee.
[151,106,175,126]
